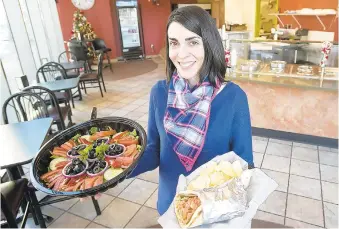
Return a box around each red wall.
[56,0,171,58]
[279,0,338,41]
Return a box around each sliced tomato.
[110,159,122,168]
[116,157,133,167]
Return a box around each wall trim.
[252,127,338,148]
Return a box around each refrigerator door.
[118,7,141,49]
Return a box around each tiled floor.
[23,58,338,228]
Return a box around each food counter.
[225,39,338,145]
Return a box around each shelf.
[269,12,337,30]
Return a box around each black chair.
[50,61,82,103]
[79,51,106,97]
[37,62,74,108]
[23,86,72,130]
[1,178,46,228]
[68,41,92,73]
[58,50,81,79]
[2,91,49,125]
[92,38,113,72]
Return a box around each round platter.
[29,117,147,197]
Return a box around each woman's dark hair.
[166,6,226,87]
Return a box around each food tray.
[29,115,147,197]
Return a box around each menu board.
[118,8,141,49]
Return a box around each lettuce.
[89,127,98,135]
[95,144,109,160]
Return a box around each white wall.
[224,0,256,37]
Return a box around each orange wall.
[56,0,171,58]
[279,0,338,41]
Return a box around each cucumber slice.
[104,168,123,181]
[49,157,68,171]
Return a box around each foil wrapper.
[194,178,248,226]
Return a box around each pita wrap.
[174,190,203,228]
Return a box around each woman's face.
[168,22,204,84]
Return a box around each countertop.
[225,73,338,91]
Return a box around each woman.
[130,6,253,215]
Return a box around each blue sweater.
[130,80,253,215]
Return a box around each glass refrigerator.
[116,0,145,60]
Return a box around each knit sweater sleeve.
[129,83,161,177]
[230,88,254,167]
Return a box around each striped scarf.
[164,73,219,172]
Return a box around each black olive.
[115,145,123,153]
[92,166,101,174]
[66,166,73,175]
[99,161,106,168]
[88,149,96,159]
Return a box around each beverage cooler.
[116,0,145,60]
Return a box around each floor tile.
[266,142,292,158]
[320,164,338,183]
[261,154,290,173]
[131,98,148,105]
[138,105,149,113]
[285,218,321,228]
[104,178,134,196]
[323,202,338,229]
[293,142,318,149]
[253,152,264,168]
[51,198,79,211]
[319,151,338,167]
[292,146,319,163]
[252,136,268,141]
[110,109,130,117]
[137,168,159,183]
[125,111,145,120]
[48,212,91,228]
[262,169,289,192]
[252,139,267,153]
[93,198,141,228]
[121,104,140,111]
[138,113,149,122]
[258,191,287,216]
[290,159,320,179]
[318,146,332,152]
[35,190,48,201]
[86,222,108,228]
[322,181,338,204]
[68,194,114,221]
[330,148,338,153]
[253,210,284,225]
[39,205,65,226]
[119,179,158,204]
[126,206,160,228]
[145,189,158,209]
[288,174,322,200]
[286,194,324,227]
[269,138,292,146]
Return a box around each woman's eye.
[189,41,199,46]
[169,41,178,47]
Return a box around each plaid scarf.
[164,73,220,172]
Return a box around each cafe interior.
[0,0,338,228]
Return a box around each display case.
[225,39,339,91]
